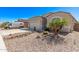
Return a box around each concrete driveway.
[0,29,29,52]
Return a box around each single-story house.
[43,11,77,32]
[27,16,47,31]
[17,11,77,32]
[18,19,29,28]
[26,11,77,32]
[9,22,24,29]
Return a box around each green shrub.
[43,31,48,35]
[44,28,50,31]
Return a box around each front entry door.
[34,26,36,31]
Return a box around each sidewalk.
[0,35,7,52]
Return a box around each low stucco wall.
[61,25,73,32]
[74,23,79,31]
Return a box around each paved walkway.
[0,29,29,52]
[0,29,27,36]
[0,35,7,52]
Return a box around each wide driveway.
[0,29,28,52]
[0,35,7,52]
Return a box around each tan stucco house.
[9,22,24,29]
[43,11,77,32]
[27,16,47,31]
[18,19,29,28]
[18,11,77,32]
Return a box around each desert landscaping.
[1,30,79,52]
[0,11,79,52]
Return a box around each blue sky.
[0,7,79,22]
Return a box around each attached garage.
[28,16,47,31]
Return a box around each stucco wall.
[29,22,43,31]
[74,23,79,31]
[45,12,76,32]
[28,17,45,31]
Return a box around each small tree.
[0,22,9,29]
[48,18,68,39]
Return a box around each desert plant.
[43,31,49,35]
[48,18,68,39]
[0,22,10,29]
[44,28,50,31]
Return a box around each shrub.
[43,31,48,35]
[44,28,50,31]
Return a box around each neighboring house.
[18,19,29,28]
[9,22,24,29]
[27,16,47,31]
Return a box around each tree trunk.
[53,26,61,39]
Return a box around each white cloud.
[0,17,28,23]
[0,17,16,22]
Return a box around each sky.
[0,7,79,22]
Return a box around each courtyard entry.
[34,26,36,31]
